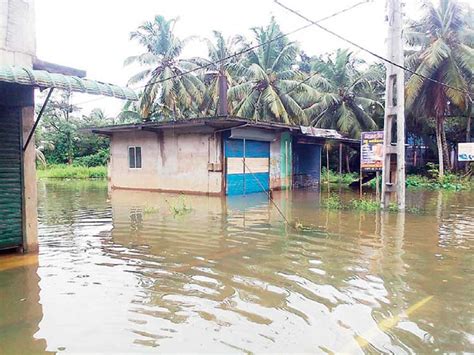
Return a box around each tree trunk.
[466,102,472,173]
[346,152,351,173]
[440,119,450,171]
[435,117,444,179]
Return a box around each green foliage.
[306,50,384,138]
[166,196,192,217]
[125,15,205,119]
[229,17,318,124]
[143,205,159,215]
[405,0,473,177]
[348,198,379,212]
[405,170,468,191]
[322,194,344,210]
[36,93,112,166]
[73,149,109,167]
[37,165,107,179]
[321,167,357,184]
[321,193,427,214]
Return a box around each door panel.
[225,138,270,195]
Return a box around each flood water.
[0,180,473,354]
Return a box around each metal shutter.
[0,107,23,249]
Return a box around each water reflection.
[0,254,52,354]
[0,180,472,353]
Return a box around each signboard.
[458,142,474,161]
[361,131,384,171]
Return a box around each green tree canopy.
[405,0,473,176]
[125,15,205,120]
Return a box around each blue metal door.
[225,138,270,195]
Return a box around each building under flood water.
[91,118,358,196]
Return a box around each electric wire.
[274,0,473,97]
[72,0,371,107]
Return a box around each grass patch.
[166,196,192,217]
[322,194,344,210]
[349,198,379,212]
[37,164,107,179]
[322,194,424,214]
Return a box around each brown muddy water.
[0,180,473,354]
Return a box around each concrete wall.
[270,136,281,190]
[0,0,36,66]
[110,130,223,195]
[22,106,38,252]
[269,133,292,190]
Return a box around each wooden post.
[326,144,330,193]
[339,143,343,183]
[376,171,380,201]
[381,0,405,210]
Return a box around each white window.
[128,146,142,169]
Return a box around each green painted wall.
[280,132,292,189]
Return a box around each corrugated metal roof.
[0,66,138,101]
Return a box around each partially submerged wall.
[110,130,223,195]
[270,132,292,190]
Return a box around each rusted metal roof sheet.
[0,66,138,101]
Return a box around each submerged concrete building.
[0,0,137,252]
[92,118,358,196]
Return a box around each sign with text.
[361,131,384,171]
[458,142,474,161]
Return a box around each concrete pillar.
[21,106,38,252]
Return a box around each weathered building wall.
[270,136,281,190]
[0,0,36,66]
[22,106,38,251]
[110,130,223,195]
[0,0,37,252]
[269,133,292,190]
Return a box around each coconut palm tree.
[405,0,473,177]
[229,18,318,124]
[191,31,247,116]
[125,15,205,120]
[35,141,54,167]
[305,49,382,138]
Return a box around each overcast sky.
[35,0,424,115]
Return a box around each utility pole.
[381,0,405,210]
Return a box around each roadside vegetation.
[322,194,422,214]
[36,0,472,182]
[37,165,107,179]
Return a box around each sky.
[35,0,424,116]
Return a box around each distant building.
[91,117,358,196]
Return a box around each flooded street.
[1,180,473,354]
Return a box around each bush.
[37,164,107,179]
[348,198,379,212]
[321,167,357,184]
[322,194,344,209]
[73,149,109,167]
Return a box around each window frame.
[128,146,142,169]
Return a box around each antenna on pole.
[381,0,406,210]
